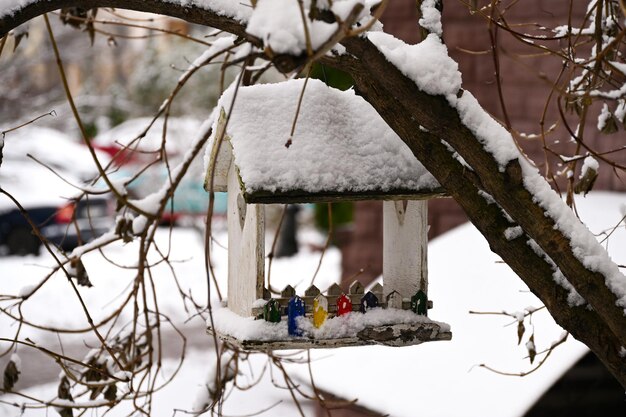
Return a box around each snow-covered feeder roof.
[204,79,445,203]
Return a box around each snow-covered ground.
[0,192,624,416]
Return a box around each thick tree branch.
[0,0,249,38]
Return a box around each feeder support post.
[227,164,265,316]
[383,200,428,300]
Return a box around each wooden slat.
[227,164,265,316]
[383,200,428,301]
[203,109,232,193]
[243,188,448,204]
[211,322,452,350]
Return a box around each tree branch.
[0,0,250,39]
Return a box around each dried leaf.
[58,376,73,400]
[69,258,92,287]
[57,375,74,416]
[83,357,105,382]
[104,383,117,401]
[574,165,598,196]
[89,385,104,400]
[58,408,73,417]
[3,360,20,391]
[59,8,87,28]
[601,116,619,134]
[526,334,537,364]
[12,31,28,53]
[517,320,525,345]
[114,217,133,243]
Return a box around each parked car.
[2,126,111,181]
[0,127,114,255]
[94,117,227,221]
[0,195,112,255]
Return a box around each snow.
[454,91,521,168]
[131,215,148,235]
[597,103,612,131]
[418,0,443,36]
[183,35,236,77]
[191,351,233,412]
[1,126,110,180]
[504,226,523,241]
[246,0,338,55]
[522,169,626,309]
[580,155,599,178]
[18,284,37,298]
[0,158,82,212]
[615,100,626,122]
[0,0,33,19]
[209,78,439,195]
[526,237,585,306]
[0,349,314,417]
[0,224,341,348]
[0,0,254,24]
[0,227,209,345]
[331,0,371,21]
[367,32,461,99]
[10,353,21,372]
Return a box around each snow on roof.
[284,192,626,417]
[246,0,337,55]
[206,78,442,202]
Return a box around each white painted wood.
[227,163,265,316]
[348,280,364,295]
[383,200,428,300]
[204,108,232,192]
[386,291,403,309]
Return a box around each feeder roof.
[204,78,445,203]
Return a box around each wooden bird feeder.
[204,79,452,350]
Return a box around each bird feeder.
[204,79,452,349]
